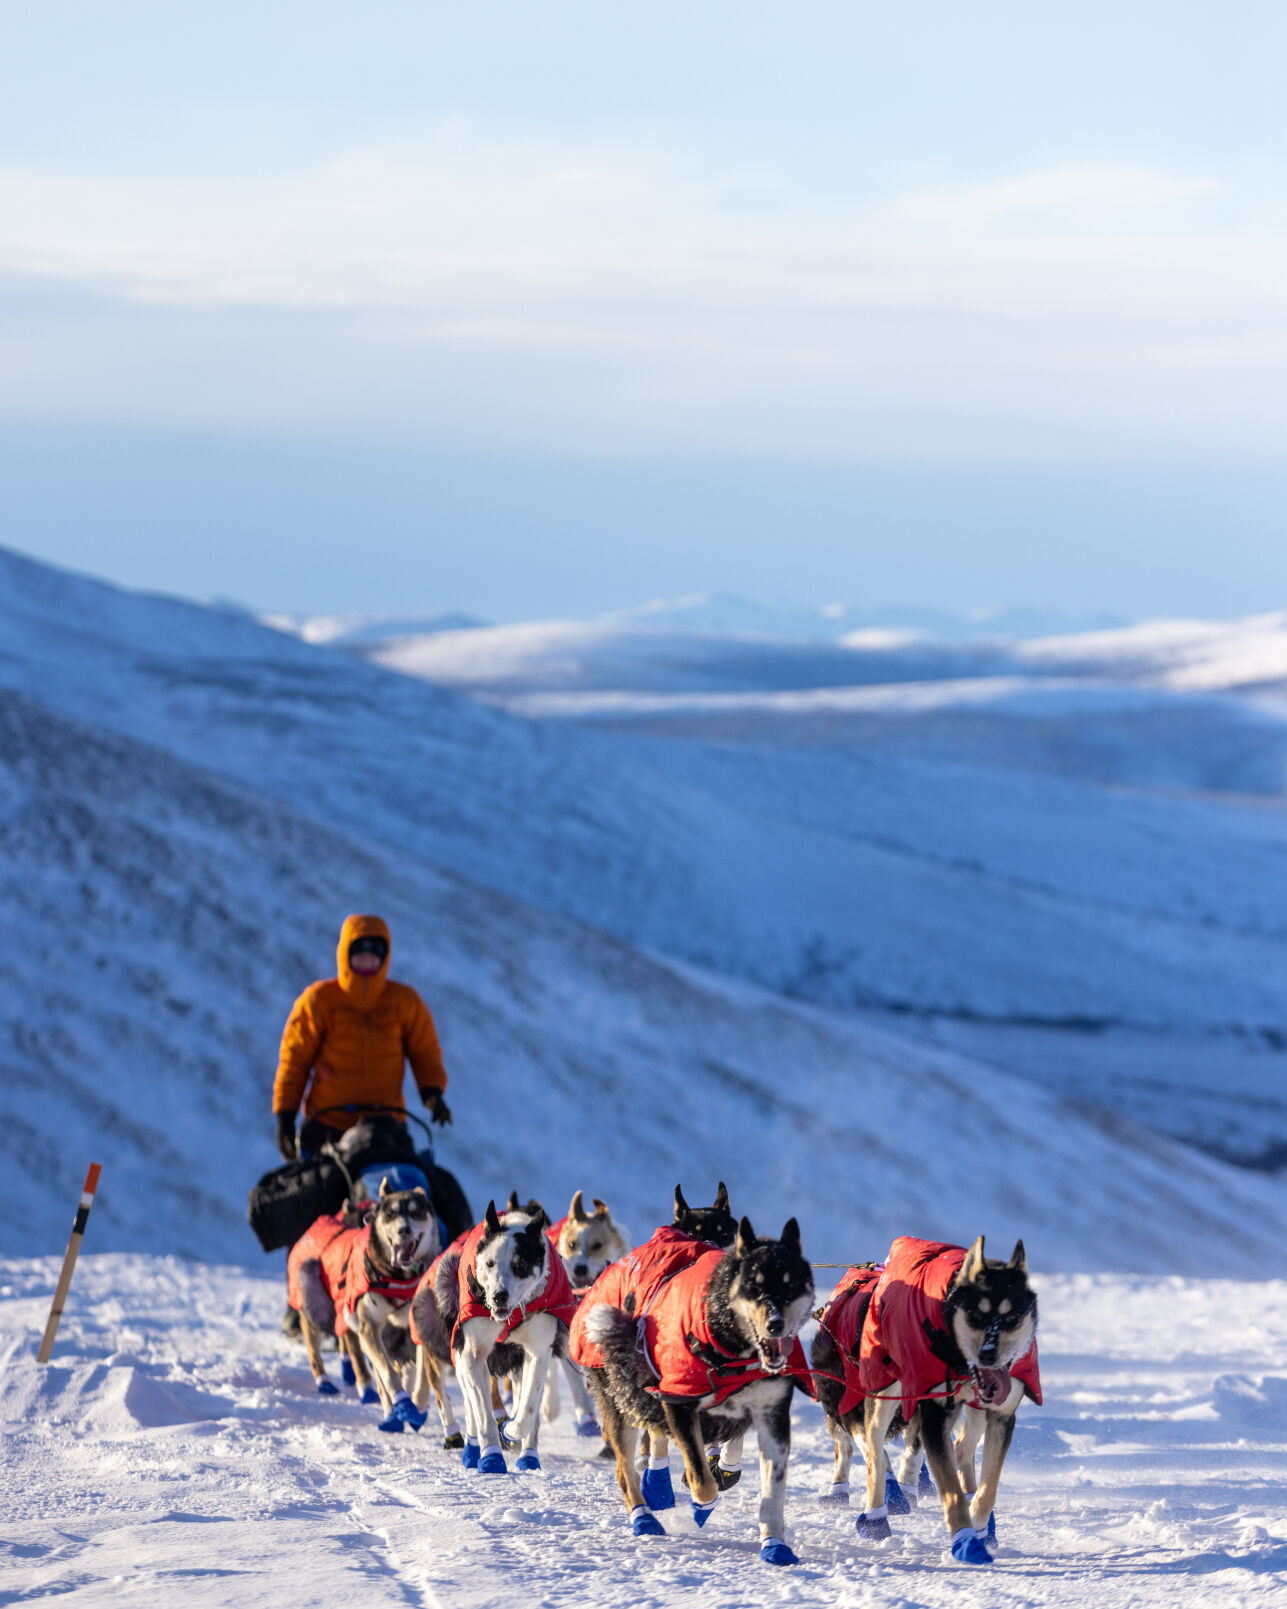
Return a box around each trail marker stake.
[37,1162,102,1364]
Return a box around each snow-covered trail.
[4,1256,1287,1608]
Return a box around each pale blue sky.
[2,3,1285,619]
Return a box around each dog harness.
[858,1237,1041,1418]
[287,1212,426,1337]
[815,1262,883,1418]
[569,1225,715,1373]
[449,1220,578,1351]
[642,1249,814,1405]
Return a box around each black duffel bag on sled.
[247,1106,473,1253]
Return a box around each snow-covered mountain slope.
[5,1255,1287,1607]
[4,544,1286,1031]
[6,680,1283,1270]
[4,544,1287,1171]
[1017,611,1287,696]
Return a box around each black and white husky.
[585,1216,814,1567]
[411,1200,573,1474]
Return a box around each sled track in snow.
[4,1255,1287,1608]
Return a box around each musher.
[273,913,452,1160]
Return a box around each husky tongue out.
[971,1365,1011,1406]
[757,1336,790,1371]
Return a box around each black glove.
[421,1087,452,1127]
[276,1111,298,1161]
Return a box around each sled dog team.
[287,1179,1039,1569]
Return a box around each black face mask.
[349,936,389,966]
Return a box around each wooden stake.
[37,1162,102,1364]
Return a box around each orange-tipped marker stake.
[37,1162,102,1364]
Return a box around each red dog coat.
[859,1237,1041,1418]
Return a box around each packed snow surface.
[4,1254,1287,1608]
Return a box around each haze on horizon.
[1,1,1285,622]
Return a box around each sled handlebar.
[309,1103,436,1143]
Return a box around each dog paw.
[340,1356,356,1387]
[360,1386,380,1406]
[818,1485,850,1505]
[918,1461,936,1500]
[497,1418,520,1450]
[855,1512,892,1542]
[574,1416,602,1438]
[884,1472,911,1516]
[477,1448,508,1475]
[315,1377,339,1396]
[377,1413,405,1433]
[641,1466,675,1512]
[690,1496,719,1529]
[630,1506,666,1538]
[974,1510,997,1545]
[711,1461,741,1492]
[760,1539,798,1566]
[460,1440,480,1469]
[515,1453,541,1472]
[951,1527,993,1566]
[443,1431,464,1451]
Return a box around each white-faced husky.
[411,1200,577,1473]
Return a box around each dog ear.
[780,1217,801,1253]
[506,1190,521,1213]
[736,1216,755,1254]
[526,1206,548,1236]
[362,1202,377,1226]
[1008,1239,1027,1274]
[591,1197,609,1218]
[673,1184,689,1221]
[569,1189,586,1223]
[714,1182,730,1211]
[379,1175,392,1198]
[485,1199,503,1235]
[961,1235,986,1282]
[412,1186,428,1200]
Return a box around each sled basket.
[247,1155,348,1253]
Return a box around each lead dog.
[849,1235,1040,1566]
[411,1200,576,1472]
[573,1215,814,1567]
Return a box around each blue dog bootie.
[478,1447,508,1474]
[818,1481,850,1505]
[341,1355,356,1387]
[975,1510,997,1545]
[516,1452,541,1472]
[460,1437,481,1470]
[574,1413,602,1438]
[641,1460,675,1512]
[690,1495,719,1529]
[855,1505,892,1542]
[361,1386,380,1405]
[951,1526,993,1566]
[884,1471,911,1515]
[378,1393,426,1434]
[918,1460,936,1501]
[316,1376,339,1396]
[760,1537,798,1566]
[630,1505,666,1537]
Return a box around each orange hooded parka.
[272,915,447,1130]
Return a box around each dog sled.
[247,1104,472,1254]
